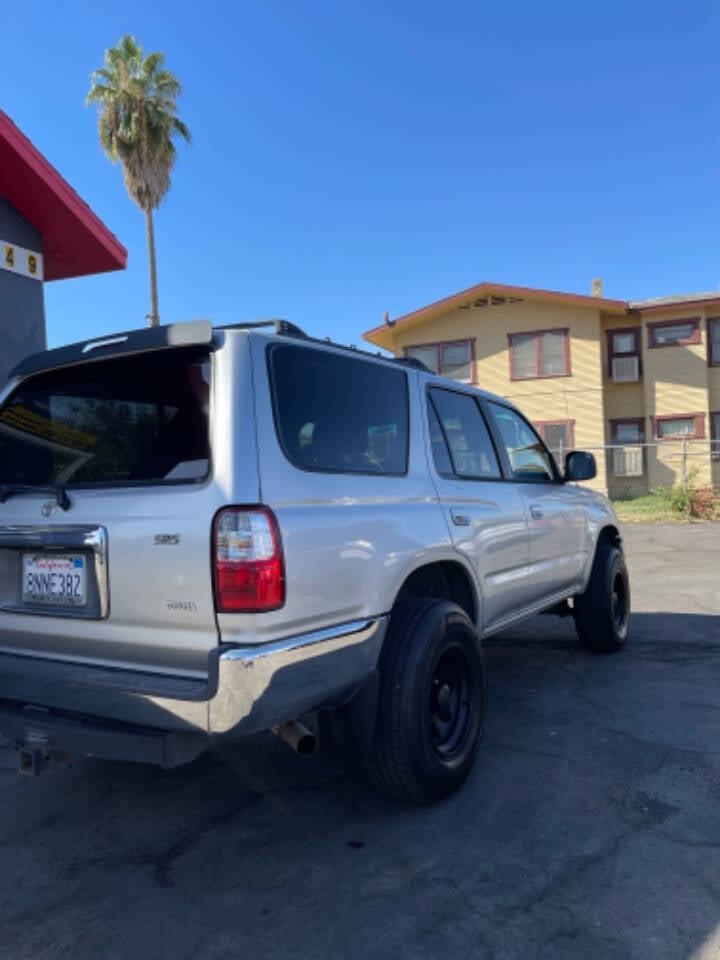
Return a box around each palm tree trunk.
[145,207,160,327]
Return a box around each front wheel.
[367,599,485,804]
[574,541,630,653]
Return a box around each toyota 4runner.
[0,320,629,802]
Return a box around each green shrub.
[650,466,699,517]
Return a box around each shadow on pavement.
[0,609,718,959]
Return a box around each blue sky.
[2,0,719,348]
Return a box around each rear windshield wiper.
[0,484,72,511]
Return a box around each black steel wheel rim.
[428,643,474,759]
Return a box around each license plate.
[22,554,87,607]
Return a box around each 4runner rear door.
[426,387,529,633]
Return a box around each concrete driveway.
[1,524,719,959]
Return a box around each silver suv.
[0,320,629,802]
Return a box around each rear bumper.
[0,617,386,764]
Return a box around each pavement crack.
[510,827,638,918]
[559,661,616,722]
[150,767,359,889]
[595,725,720,758]
[486,737,580,767]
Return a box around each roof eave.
[0,110,127,280]
[363,281,628,346]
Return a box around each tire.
[574,541,630,654]
[367,599,486,804]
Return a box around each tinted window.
[427,402,453,475]
[488,402,555,482]
[0,351,210,487]
[270,345,408,475]
[429,389,501,479]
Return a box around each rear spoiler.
[9,320,214,380]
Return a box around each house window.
[607,327,641,381]
[708,318,720,366]
[610,419,645,443]
[405,340,474,382]
[508,328,570,380]
[652,413,705,440]
[610,420,645,477]
[534,420,574,463]
[647,318,701,348]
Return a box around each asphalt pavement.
[1,523,719,960]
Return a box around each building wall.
[391,299,608,491]
[599,314,646,496]
[599,308,716,492]
[709,363,720,489]
[383,296,720,497]
[641,311,711,488]
[0,197,46,386]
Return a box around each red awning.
[0,111,127,281]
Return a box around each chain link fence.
[553,439,720,512]
[560,439,720,502]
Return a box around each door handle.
[530,505,544,520]
[451,511,471,527]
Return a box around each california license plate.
[22,554,87,607]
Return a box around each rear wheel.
[367,599,485,803]
[574,541,630,653]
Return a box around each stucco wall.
[641,314,712,488]
[0,197,46,386]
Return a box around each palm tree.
[87,35,190,327]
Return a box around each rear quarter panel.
[215,338,469,645]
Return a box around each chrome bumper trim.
[0,617,387,742]
[206,617,387,734]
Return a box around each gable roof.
[363,281,628,349]
[0,110,127,281]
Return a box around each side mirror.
[565,451,596,482]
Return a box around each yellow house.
[363,281,720,496]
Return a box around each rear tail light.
[213,507,285,612]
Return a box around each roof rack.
[219,321,432,373]
[217,319,308,338]
[393,356,432,373]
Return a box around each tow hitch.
[18,746,72,777]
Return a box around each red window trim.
[606,326,642,377]
[533,419,575,448]
[651,412,706,440]
[507,327,571,381]
[647,317,701,349]
[609,417,645,443]
[404,338,477,383]
[708,318,720,366]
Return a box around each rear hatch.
[0,341,222,679]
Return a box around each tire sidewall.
[576,543,631,652]
[398,603,485,799]
[605,548,630,646]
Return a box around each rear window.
[0,351,210,488]
[269,345,408,475]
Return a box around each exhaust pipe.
[271,720,317,756]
